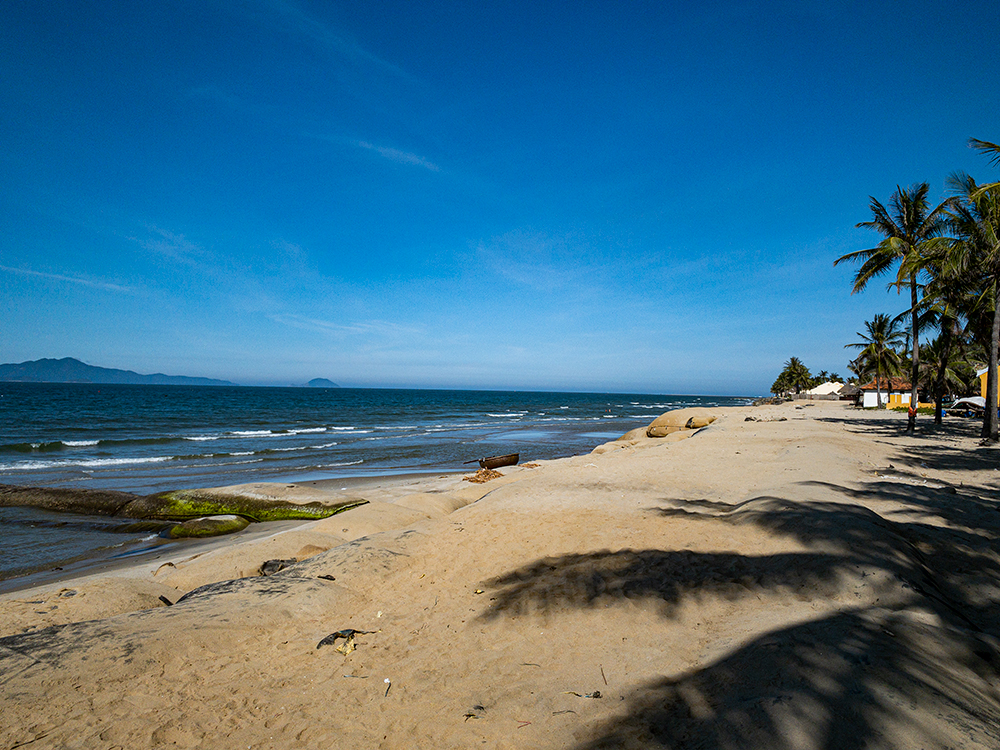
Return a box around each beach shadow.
[479,476,1000,748]
[479,548,848,620]
[575,608,1000,750]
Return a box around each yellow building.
[979,367,1000,406]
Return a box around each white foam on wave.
[0,456,174,471]
[185,436,220,442]
[230,430,274,437]
[319,459,363,468]
[213,458,264,467]
[288,427,327,434]
[62,440,100,447]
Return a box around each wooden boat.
[464,453,519,470]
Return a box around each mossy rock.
[0,483,139,516]
[166,514,251,539]
[125,490,367,522]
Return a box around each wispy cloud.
[356,141,440,171]
[0,264,134,293]
[255,0,414,82]
[473,231,594,290]
[127,225,204,265]
[270,314,424,338]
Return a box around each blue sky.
[2,1,998,394]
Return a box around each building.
[858,377,918,409]
[978,367,1000,406]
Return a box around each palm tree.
[917,334,968,419]
[970,138,1000,194]
[947,173,1000,439]
[902,247,977,423]
[835,184,950,431]
[771,357,813,396]
[845,314,906,408]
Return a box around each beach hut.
[838,383,861,401]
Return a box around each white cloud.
[0,264,134,293]
[356,141,440,172]
[256,0,414,82]
[128,225,204,265]
[269,314,424,338]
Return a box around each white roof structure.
[805,381,845,396]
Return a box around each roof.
[858,377,912,392]
[806,381,845,396]
[950,396,986,409]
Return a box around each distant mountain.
[0,357,236,386]
[306,378,339,388]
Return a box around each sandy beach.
[2,400,999,749]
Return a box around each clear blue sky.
[2,1,998,394]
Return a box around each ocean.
[0,383,753,585]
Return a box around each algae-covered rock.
[166,515,251,539]
[0,483,139,516]
[124,489,367,522]
[0,482,368,524]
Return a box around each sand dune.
[2,401,999,749]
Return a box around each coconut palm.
[835,184,950,430]
[900,245,979,423]
[947,173,1000,439]
[970,138,1000,194]
[771,357,813,396]
[845,314,906,408]
[917,334,969,416]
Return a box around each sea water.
[0,383,753,583]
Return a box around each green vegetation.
[130,490,368,522]
[833,136,1000,436]
[770,358,844,397]
[844,314,905,408]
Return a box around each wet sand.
[1,401,998,749]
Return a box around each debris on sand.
[463,469,503,483]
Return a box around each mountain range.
[0,358,236,386]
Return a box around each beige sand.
[2,401,999,749]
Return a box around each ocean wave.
[319,459,364,468]
[184,435,220,442]
[209,458,265,467]
[2,439,101,453]
[0,455,175,471]
[229,430,275,437]
[287,427,327,434]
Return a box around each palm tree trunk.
[933,322,953,426]
[908,277,919,433]
[985,279,1000,441]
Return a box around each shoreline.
[3,401,998,749]
[0,469,470,595]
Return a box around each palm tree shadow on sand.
[477,477,1000,749]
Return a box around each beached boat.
[465,453,519,470]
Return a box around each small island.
[305,378,339,388]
